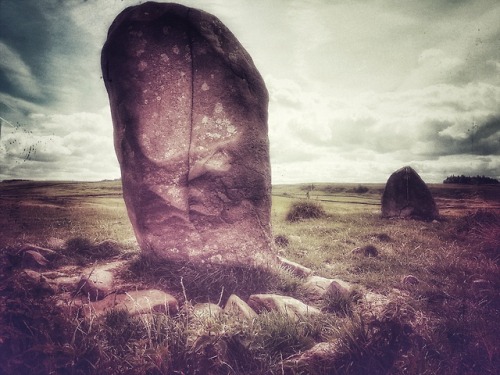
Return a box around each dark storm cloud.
[0,0,99,114]
[424,116,500,157]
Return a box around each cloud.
[0,108,119,181]
[267,75,500,182]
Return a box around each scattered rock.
[77,269,114,301]
[401,275,420,285]
[22,250,49,268]
[277,256,312,278]
[351,245,378,257]
[224,294,257,320]
[248,293,321,320]
[102,2,274,267]
[381,166,439,221]
[302,276,332,296]
[19,244,57,258]
[284,341,341,371]
[17,269,55,295]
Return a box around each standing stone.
[381,166,439,220]
[102,2,273,266]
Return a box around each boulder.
[248,293,321,320]
[381,166,439,220]
[102,2,273,267]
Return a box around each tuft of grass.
[286,200,327,222]
[63,237,123,265]
[322,287,362,316]
[274,234,290,248]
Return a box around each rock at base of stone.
[277,256,313,278]
[78,269,114,301]
[248,293,321,320]
[80,289,179,318]
[224,294,257,320]
[381,166,439,221]
[101,2,274,267]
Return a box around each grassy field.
[0,180,499,374]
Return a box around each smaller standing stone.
[381,166,439,220]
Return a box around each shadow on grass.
[125,254,302,305]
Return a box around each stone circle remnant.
[101,2,274,266]
[381,166,439,220]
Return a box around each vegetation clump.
[443,174,499,184]
[274,234,289,247]
[286,201,327,222]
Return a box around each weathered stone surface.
[248,293,321,320]
[224,294,257,320]
[78,269,114,301]
[277,256,312,278]
[102,2,273,266]
[381,166,439,220]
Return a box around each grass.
[0,180,499,374]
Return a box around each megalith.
[101,2,274,266]
[381,166,439,220]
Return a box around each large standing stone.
[101,2,273,266]
[381,166,439,220]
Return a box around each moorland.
[0,179,499,374]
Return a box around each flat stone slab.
[78,269,115,301]
[248,293,321,320]
[81,289,179,318]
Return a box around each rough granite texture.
[381,166,439,220]
[101,2,273,266]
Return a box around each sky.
[0,0,499,184]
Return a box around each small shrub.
[64,237,123,265]
[274,234,289,247]
[350,185,370,194]
[286,201,327,222]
